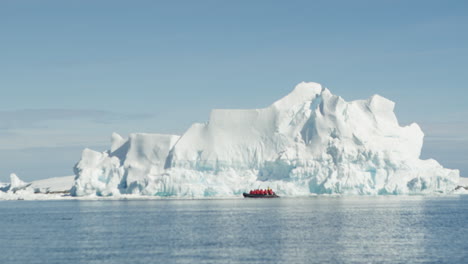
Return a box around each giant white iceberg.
[71,82,459,197]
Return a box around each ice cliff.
[71,82,459,197]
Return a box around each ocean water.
[0,196,467,264]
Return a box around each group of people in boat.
[249,187,275,196]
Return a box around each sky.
[0,0,467,182]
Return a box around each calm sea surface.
[0,196,467,264]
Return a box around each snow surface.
[71,82,460,197]
[31,176,75,193]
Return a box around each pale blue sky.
[1,0,467,181]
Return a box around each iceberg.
[0,174,75,200]
[71,82,459,197]
[0,173,32,193]
[0,173,34,200]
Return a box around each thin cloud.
[418,121,468,141]
[0,109,153,130]
[0,109,157,150]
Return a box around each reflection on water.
[0,196,467,264]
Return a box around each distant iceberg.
[0,174,75,200]
[0,173,32,193]
[71,82,459,197]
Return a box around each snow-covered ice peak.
[71,82,460,197]
[272,82,323,109]
[0,173,33,194]
[10,173,26,189]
